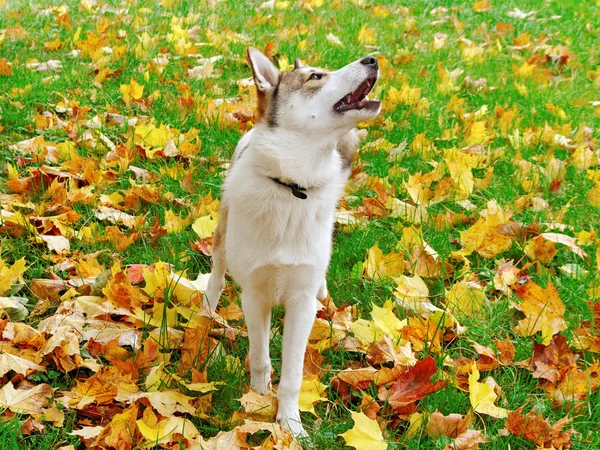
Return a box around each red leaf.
[378,356,446,414]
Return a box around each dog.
[204,47,380,438]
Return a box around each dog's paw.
[277,408,308,440]
[317,281,328,301]
[279,416,308,440]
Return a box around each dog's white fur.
[204,48,380,437]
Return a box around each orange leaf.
[0,58,14,76]
[473,0,492,12]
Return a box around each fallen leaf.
[512,280,567,344]
[505,406,575,448]
[339,411,387,450]
[468,363,509,418]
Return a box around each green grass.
[1,0,600,448]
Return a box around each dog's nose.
[360,56,378,68]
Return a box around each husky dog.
[204,47,380,437]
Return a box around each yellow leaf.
[120,79,144,105]
[298,375,328,415]
[192,215,217,239]
[371,300,407,339]
[405,412,423,438]
[278,57,292,72]
[137,416,199,445]
[363,244,406,279]
[393,274,429,310]
[468,363,509,418]
[445,280,487,315]
[6,163,18,180]
[458,213,513,258]
[588,185,600,208]
[339,411,387,450]
[142,262,171,298]
[165,209,190,234]
[0,257,27,296]
[357,26,376,46]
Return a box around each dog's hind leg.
[204,204,228,314]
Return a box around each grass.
[1,0,600,448]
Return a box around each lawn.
[1,0,599,449]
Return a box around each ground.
[0,0,599,449]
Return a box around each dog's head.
[247,47,381,133]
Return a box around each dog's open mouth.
[334,76,380,113]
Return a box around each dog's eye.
[308,73,322,81]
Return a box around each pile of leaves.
[1,0,599,449]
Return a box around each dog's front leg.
[242,289,272,394]
[277,292,317,438]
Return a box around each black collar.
[270,177,308,199]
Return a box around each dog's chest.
[224,167,344,271]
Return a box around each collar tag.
[270,177,308,200]
[291,186,308,199]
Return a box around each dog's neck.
[248,124,347,189]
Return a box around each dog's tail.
[204,203,228,314]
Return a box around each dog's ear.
[293,58,304,70]
[247,47,280,92]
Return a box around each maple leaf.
[378,356,446,414]
[339,411,387,450]
[238,390,277,421]
[93,403,140,448]
[468,363,509,418]
[120,78,144,105]
[357,26,376,45]
[137,409,200,445]
[0,256,27,295]
[0,352,45,377]
[445,280,487,316]
[505,406,576,448]
[298,375,328,415]
[426,410,473,438]
[529,334,579,384]
[512,280,567,345]
[546,363,600,410]
[494,336,516,366]
[0,58,13,76]
[456,213,513,259]
[473,0,492,12]
[0,382,53,415]
[192,215,218,239]
[102,270,147,310]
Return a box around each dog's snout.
[360,56,378,68]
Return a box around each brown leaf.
[20,417,45,435]
[494,336,516,366]
[530,334,579,384]
[426,410,473,438]
[505,406,576,448]
[446,429,488,450]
